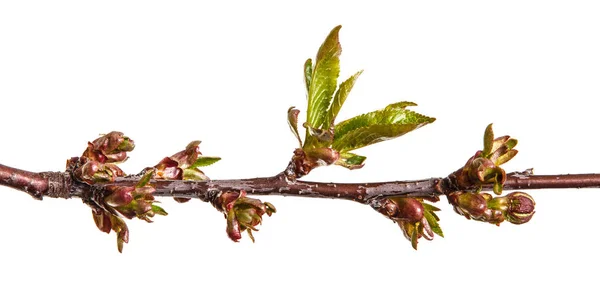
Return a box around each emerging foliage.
[288,25,435,174]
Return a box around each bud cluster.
[68,131,134,184]
[447,191,535,225]
[212,190,276,242]
[457,124,518,195]
[372,197,443,249]
[90,169,167,252]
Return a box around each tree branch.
[3,163,599,204]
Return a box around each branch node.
[40,171,72,199]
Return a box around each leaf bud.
[505,192,535,224]
[105,186,135,207]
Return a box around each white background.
[1,1,599,291]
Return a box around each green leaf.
[183,168,209,181]
[411,224,419,250]
[151,204,168,216]
[505,138,518,150]
[287,107,302,147]
[306,25,342,131]
[325,70,363,127]
[333,101,419,139]
[190,156,221,168]
[335,152,366,170]
[493,182,503,195]
[304,58,313,94]
[496,149,518,166]
[423,203,444,237]
[136,169,155,188]
[483,123,494,156]
[332,102,435,152]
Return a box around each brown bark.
[2,163,599,204]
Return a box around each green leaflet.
[190,156,221,168]
[483,123,494,157]
[306,25,342,130]
[333,101,418,139]
[304,58,313,94]
[335,152,366,169]
[183,168,209,181]
[151,204,168,216]
[423,202,444,237]
[495,149,518,166]
[325,70,363,128]
[287,106,303,147]
[332,102,435,152]
[136,169,154,188]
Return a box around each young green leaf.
[483,123,494,157]
[325,70,363,128]
[411,224,419,250]
[335,152,366,170]
[332,102,435,152]
[304,58,313,94]
[190,156,221,168]
[495,149,518,166]
[423,203,444,237]
[333,101,419,139]
[151,204,168,216]
[287,107,303,147]
[183,168,209,181]
[306,25,342,131]
[136,169,155,188]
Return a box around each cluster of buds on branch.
[0,25,550,253]
[212,190,276,242]
[373,197,443,249]
[68,131,134,184]
[66,132,169,252]
[448,191,535,225]
[66,132,227,252]
[446,124,535,226]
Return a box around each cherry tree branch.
[3,163,599,204]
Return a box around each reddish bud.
[226,209,242,242]
[115,206,137,219]
[304,147,340,166]
[264,202,276,216]
[390,198,424,223]
[218,190,275,242]
[135,200,153,215]
[105,187,135,207]
[217,191,242,212]
[505,192,535,224]
[170,141,202,169]
[448,191,487,218]
[92,209,112,234]
[103,151,128,163]
[117,137,135,152]
[153,157,183,180]
[174,198,191,203]
[77,161,100,183]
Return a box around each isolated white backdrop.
[1,1,599,291]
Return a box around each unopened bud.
[304,147,340,166]
[170,141,202,168]
[92,209,112,234]
[105,186,135,207]
[389,197,424,223]
[448,191,487,218]
[505,192,535,224]
[226,209,242,242]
